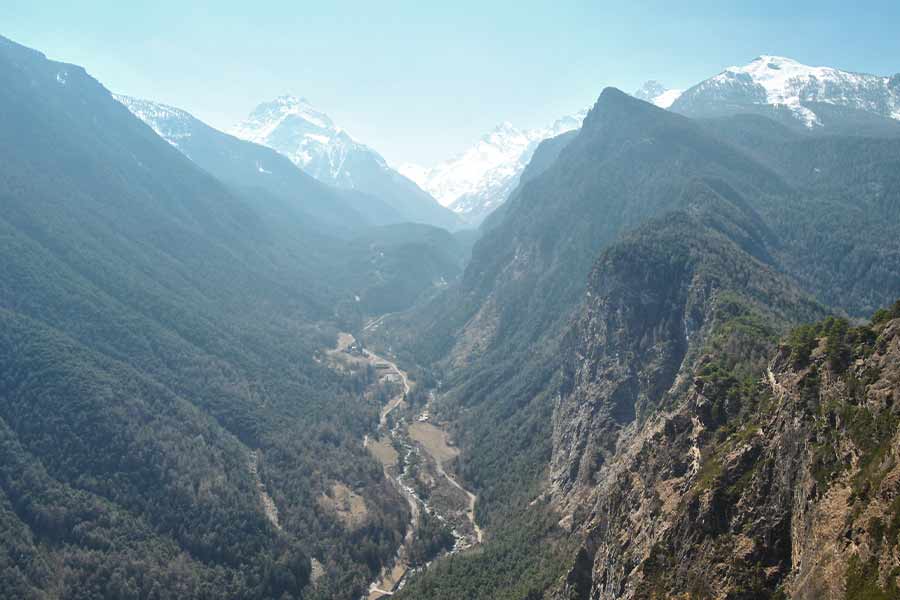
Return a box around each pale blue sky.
[3,1,899,165]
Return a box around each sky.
[3,1,899,166]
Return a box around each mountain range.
[397,81,680,227]
[383,84,900,600]
[120,55,900,231]
[228,95,461,230]
[401,55,900,226]
[4,28,900,600]
[0,34,477,598]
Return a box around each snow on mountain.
[230,95,460,229]
[632,81,683,108]
[114,95,196,151]
[404,54,900,227]
[672,55,900,127]
[230,95,335,146]
[229,95,386,187]
[121,57,899,230]
[399,110,587,225]
[399,121,541,208]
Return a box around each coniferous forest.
[3,8,900,599]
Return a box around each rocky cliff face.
[552,231,900,600]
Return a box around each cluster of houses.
[374,361,401,384]
[342,340,366,357]
[341,339,403,385]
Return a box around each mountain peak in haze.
[490,121,518,135]
[633,80,683,108]
[229,94,370,173]
[229,95,459,229]
[246,94,335,132]
[400,108,588,225]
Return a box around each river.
[330,331,481,599]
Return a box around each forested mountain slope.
[384,87,900,599]
[398,88,792,366]
[337,223,467,315]
[386,90,798,520]
[5,26,900,600]
[115,95,406,233]
[0,34,415,600]
[697,115,900,314]
[111,96,468,319]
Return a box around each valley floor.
[329,332,482,598]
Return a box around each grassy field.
[367,436,399,468]
[408,423,459,465]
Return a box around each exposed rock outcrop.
[552,233,900,599]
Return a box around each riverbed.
[330,332,481,598]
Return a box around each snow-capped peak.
[654,89,683,109]
[632,81,683,108]
[226,95,457,222]
[230,95,336,147]
[478,122,532,154]
[722,55,839,125]
[680,55,900,127]
[400,109,588,222]
[228,95,383,184]
[725,55,835,90]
